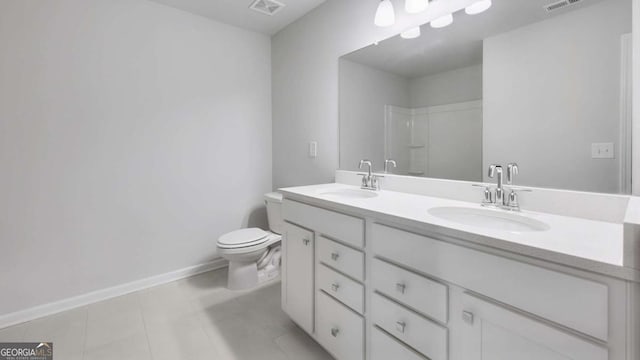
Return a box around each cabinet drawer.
[283,199,364,248]
[372,223,609,341]
[316,291,364,360]
[317,263,364,314]
[318,236,364,281]
[372,293,448,360]
[371,327,427,360]
[372,258,447,323]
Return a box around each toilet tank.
[264,192,284,235]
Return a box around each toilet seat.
[217,228,271,249]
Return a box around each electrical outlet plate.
[591,143,614,159]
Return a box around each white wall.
[339,59,410,171]
[633,0,640,196]
[0,0,271,316]
[483,0,631,193]
[421,101,483,181]
[409,64,482,108]
[272,0,479,188]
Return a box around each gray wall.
[483,0,631,193]
[272,0,479,188]
[409,64,482,108]
[339,59,410,172]
[0,0,272,316]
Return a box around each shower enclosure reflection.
[384,101,482,181]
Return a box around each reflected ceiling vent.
[249,0,286,16]
[544,0,583,12]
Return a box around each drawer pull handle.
[331,283,340,292]
[395,321,406,333]
[331,252,340,261]
[462,311,474,325]
[302,238,310,246]
[331,327,340,337]
[396,283,406,294]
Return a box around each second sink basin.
[428,206,550,233]
[318,188,379,199]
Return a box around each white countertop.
[280,183,636,281]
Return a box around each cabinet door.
[459,293,608,360]
[282,222,314,334]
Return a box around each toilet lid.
[217,228,269,248]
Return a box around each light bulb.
[374,0,395,27]
[465,0,492,15]
[430,13,453,28]
[401,26,421,39]
[405,0,428,14]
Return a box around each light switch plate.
[308,141,318,158]
[591,143,614,159]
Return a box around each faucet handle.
[371,175,380,190]
[472,184,494,205]
[507,163,519,185]
[505,187,531,211]
[360,174,369,188]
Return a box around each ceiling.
[343,0,617,79]
[148,0,326,35]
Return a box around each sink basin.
[318,188,379,199]
[428,206,550,233]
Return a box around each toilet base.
[227,260,259,290]
[226,246,281,291]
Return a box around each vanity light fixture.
[430,13,453,28]
[465,0,492,15]
[405,0,429,14]
[400,26,421,39]
[374,0,396,27]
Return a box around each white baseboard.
[0,258,228,329]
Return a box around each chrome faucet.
[384,159,397,173]
[488,164,505,205]
[358,160,381,190]
[505,163,524,210]
[476,163,530,211]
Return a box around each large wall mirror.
[339,0,632,194]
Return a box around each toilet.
[216,192,283,290]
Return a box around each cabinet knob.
[331,252,340,261]
[395,321,406,333]
[331,283,340,292]
[331,327,340,337]
[302,238,310,246]
[462,311,474,325]
[396,283,406,294]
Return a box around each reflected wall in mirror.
[339,0,632,194]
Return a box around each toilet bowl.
[216,192,283,290]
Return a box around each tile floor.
[0,268,333,360]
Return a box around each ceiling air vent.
[249,0,286,16]
[544,0,583,12]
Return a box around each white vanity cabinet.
[281,197,637,360]
[282,199,366,360]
